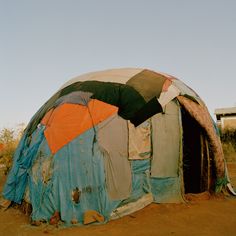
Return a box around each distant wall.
[220,117,236,130]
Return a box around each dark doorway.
[181,108,203,193]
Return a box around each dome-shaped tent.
[2,68,232,226]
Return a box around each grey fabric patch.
[55,91,93,107]
[151,100,181,177]
[98,114,131,200]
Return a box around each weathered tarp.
[150,177,183,203]
[29,127,124,223]
[3,126,45,203]
[98,114,132,200]
[151,100,181,177]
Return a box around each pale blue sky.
[1,0,236,129]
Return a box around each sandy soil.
[1,163,236,236]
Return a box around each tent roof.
[60,68,175,90]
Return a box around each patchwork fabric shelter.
[2,68,233,226]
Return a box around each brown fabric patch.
[177,96,225,179]
[126,69,167,102]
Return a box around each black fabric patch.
[26,81,147,137]
[130,97,163,127]
[26,79,165,137]
[60,80,147,120]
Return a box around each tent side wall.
[150,100,184,203]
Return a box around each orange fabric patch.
[41,108,54,125]
[42,99,118,154]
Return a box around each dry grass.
[220,128,236,162]
[222,142,236,162]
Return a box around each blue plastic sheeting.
[132,159,151,174]
[3,124,185,225]
[3,125,45,203]
[129,160,184,204]
[120,159,151,206]
[28,127,121,224]
[150,177,183,203]
[28,137,53,220]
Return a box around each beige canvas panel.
[98,114,132,200]
[128,120,151,160]
[157,84,180,108]
[151,100,181,177]
[60,68,143,89]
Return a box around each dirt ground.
[1,163,236,236]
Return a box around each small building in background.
[215,107,236,130]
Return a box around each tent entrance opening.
[182,109,211,194]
